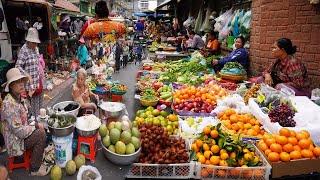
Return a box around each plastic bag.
[77,165,102,180]
[194,4,204,34]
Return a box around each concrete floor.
[0,63,141,180]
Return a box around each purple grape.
[268,104,296,127]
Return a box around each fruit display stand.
[126,162,196,179]
[249,98,320,146]
[256,128,320,178]
[194,144,271,179]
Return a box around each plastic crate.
[126,162,196,179]
[194,144,271,180]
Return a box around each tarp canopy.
[133,12,147,17]
[53,0,80,13]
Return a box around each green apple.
[153,118,160,125]
[152,109,160,116]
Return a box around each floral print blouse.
[1,94,35,157]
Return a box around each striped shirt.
[15,44,40,91]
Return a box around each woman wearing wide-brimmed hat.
[1,68,47,176]
[15,27,43,118]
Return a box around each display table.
[155,51,189,61]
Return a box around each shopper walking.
[15,28,42,118]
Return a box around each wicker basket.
[219,72,247,82]
[111,88,127,95]
[140,98,159,107]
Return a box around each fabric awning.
[10,0,52,6]
[53,0,80,13]
[156,0,173,10]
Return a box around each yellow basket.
[140,98,159,107]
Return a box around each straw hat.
[2,68,28,92]
[25,28,40,43]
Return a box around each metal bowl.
[76,115,101,137]
[53,101,80,117]
[99,102,125,118]
[101,142,141,165]
[48,124,75,137]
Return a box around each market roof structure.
[53,0,80,13]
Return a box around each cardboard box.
[269,158,320,178]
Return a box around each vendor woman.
[211,36,249,71]
[1,68,46,176]
[72,68,99,115]
[205,31,220,55]
[251,38,309,96]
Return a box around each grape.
[268,104,296,127]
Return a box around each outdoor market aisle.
[1,63,141,180]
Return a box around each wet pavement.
[0,63,141,180]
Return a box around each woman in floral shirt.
[1,68,46,176]
[251,38,309,96]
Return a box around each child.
[77,37,90,69]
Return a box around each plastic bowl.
[101,142,141,165]
[53,101,80,117]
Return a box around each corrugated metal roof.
[54,0,80,13]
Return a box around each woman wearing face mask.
[251,38,309,96]
[211,36,249,71]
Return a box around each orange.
[293,145,302,151]
[309,144,315,151]
[231,124,240,131]
[244,153,253,161]
[290,130,296,137]
[244,123,252,129]
[265,138,276,147]
[201,168,209,178]
[191,143,199,152]
[204,150,212,159]
[283,143,294,153]
[276,135,288,145]
[230,114,238,123]
[216,169,227,177]
[229,169,240,176]
[263,134,272,142]
[270,143,282,153]
[296,133,307,140]
[205,160,211,165]
[300,130,310,138]
[298,139,311,149]
[288,137,298,145]
[219,160,228,167]
[210,139,216,145]
[203,126,211,135]
[313,147,320,157]
[209,156,220,165]
[268,152,280,162]
[225,108,236,116]
[220,149,227,154]
[301,149,313,158]
[196,152,202,159]
[230,152,237,159]
[279,128,291,137]
[280,152,291,162]
[196,139,203,148]
[290,150,302,160]
[265,149,272,156]
[203,143,210,151]
[210,145,220,154]
[258,142,268,152]
[220,153,229,160]
[198,155,206,164]
[210,129,219,138]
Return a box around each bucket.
[52,133,73,168]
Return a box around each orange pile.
[173,85,227,105]
[258,128,320,162]
[191,126,260,167]
[218,108,265,138]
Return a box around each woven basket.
[140,98,159,107]
[219,72,247,82]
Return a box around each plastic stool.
[8,150,31,173]
[111,94,123,102]
[77,134,97,163]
